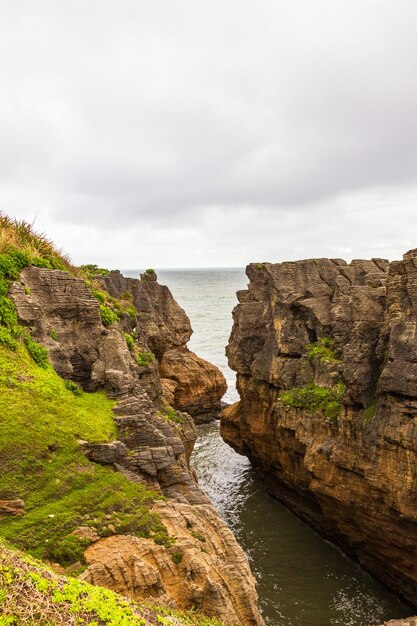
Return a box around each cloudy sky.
[1,1,417,268]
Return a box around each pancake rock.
[9,266,263,626]
[222,253,417,605]
[99,270,227,423]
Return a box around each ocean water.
[125,268,414,626]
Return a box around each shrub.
[280,382,345,421]
[49,329,57,341]
[99,304,119,326]
[136,350,155,368]
[171,551,183,565]
[80,264,110,277]
[305,337,339,363]
[63,379,83,396]
[0,327,18,350]
[24,335,49,368]
[92,289,107,304]
[124,333,135,351]
[145,268,155,274]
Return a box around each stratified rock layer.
[9,266,263,626]
[100,271,227,422]
[222,253,417,605]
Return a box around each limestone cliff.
[7,265,262,626]
[99,270,227,423]
[222,253,417,606]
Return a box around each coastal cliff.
[0,220,262,626]
[222,253,417,605]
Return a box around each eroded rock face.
[99,270,227,422]
[9,266,263,626]
[82,501,262,626]
[222,254,417,605]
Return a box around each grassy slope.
[0,344,167,566]
[0,540,227,626]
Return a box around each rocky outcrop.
[9,266,263,626]
[222,254,417,606]
[82,500,261,626]
[0,499,25,516]
[99,270,226,422]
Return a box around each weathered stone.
[70,526,100,543]
[0,499,25,516]
[100,271,227,422]
[159,348,227,423]
[82,501,264,626]
[9,266,263,625]
[222,254,417,606]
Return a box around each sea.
[124,268,414,626]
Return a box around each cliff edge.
[222,253,417,606]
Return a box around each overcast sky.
[1,1,417,268]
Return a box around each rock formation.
[222,253,417,606]
[99,270,227,423]
[9,266,263,626]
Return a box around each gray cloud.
[1,0,417,264]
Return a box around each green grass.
[305,337,339,363]
[0,344,168,566]
[280,382,345,421]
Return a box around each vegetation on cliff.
[0,343,168,567]
[0,540,227,626]
[280,382,345,421]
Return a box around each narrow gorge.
[221,252,417,613]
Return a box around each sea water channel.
[127,268,414,626]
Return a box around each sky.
[1,0,417,268]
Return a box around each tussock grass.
[0,213,72,271]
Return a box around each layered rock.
[9,266,263,626]
[222,254,417,606]
[99,270,227,422]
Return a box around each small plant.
[121,290,133,301]
[49,329,58,341]
[124,333,135,351]
[24,286,30,295]
[80,264,110,277]
[0,327,18,350]
[136,350,155,368]
[191,530,206,542]
[256,263,264,270]
[99,304,119,326]
[63,379,83,396]
[24,335,49,368]
[158,401,184,424]
[363,400,377,422]
[305,337,339,364]
[145,268,155,275]
[280,382,345,421]
[92,289,107,304]
[171,550,183,565]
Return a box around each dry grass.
[0,213,72,269]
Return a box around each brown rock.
[82,501,264,626]
[0,499,25,515]
[70,526,100,543]
[222,255,417,606]
[159,349,227,423]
